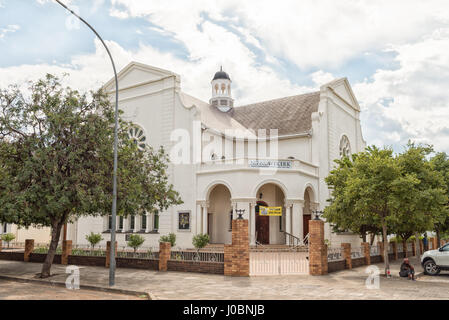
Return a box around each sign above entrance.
[259,206,283,216]
[249,160,292,169]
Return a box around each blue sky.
[1,0,449,153]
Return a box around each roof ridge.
[236,91,320,109]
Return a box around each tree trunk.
[415,232,421,258]
[40,220,63,278]
[370,233,375,246]
[362,232,367,243]
[436,229,441,249]
[381,220,390,276]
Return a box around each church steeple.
[210,66,234,112]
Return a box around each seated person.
[399,258,415,280]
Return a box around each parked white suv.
[421,243,449,275]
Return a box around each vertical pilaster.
[202,202,209,236]
[285,202,292,245]
[196,204,202,234]
[250,201,256,246]
[145,213,151,233]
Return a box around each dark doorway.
[303,214,312,239]
[256,201,270,244]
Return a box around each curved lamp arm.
[54,0,119,287]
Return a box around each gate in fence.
[249,250,309,276]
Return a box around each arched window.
[128,126,146,151]
[221,83,226,94]
[339,135,351,158]
[215,84,219,94]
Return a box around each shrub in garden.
[159,233,176,247]
[85,232,103,249]
[1,233,15,248]
[193,234,210,251]
[127,234,145,253]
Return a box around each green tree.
[1,233,15,248]
[127,234,145,253]
[159,233,176,247]
[325,146,418,275]
[430,152,449,244]
[325,154,381,243]
[85,232,103,250]
[192,234,210,251]
[0,75,182,278]
[391,143,448,254]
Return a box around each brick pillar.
[24,239,34,262]
[362,242,370,265]
[392,242,398,260]
[0,239,2,252]
[412,241,416,256]
[402,241,408,258]
[224,219,249,277]
[341,243,352,269]
[62,240,72,265]
[434,237,439,249]
[105,241,117,268]
[224,244,233,276]
[158,242,171,272]
[377,241,384,262]
[419,240,423,253]
[309,220,328,275]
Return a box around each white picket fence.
[250,251,309,276]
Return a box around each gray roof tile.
[232,92,320,136]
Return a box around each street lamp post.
[55,0,119,286]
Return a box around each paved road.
[0,279,146,300]
[0,258,448,300]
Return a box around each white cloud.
[0,38,314,106]
[0,24,20,39]
[354,28,449,152]
[4,1,449,152]
[111,0,449,69]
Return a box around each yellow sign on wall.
[259,206,283,216]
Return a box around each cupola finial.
[210,66,234,112]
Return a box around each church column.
[285,201,292,245]
[291,200,305,243]
[201,202,209,236]
[196,203,202,234]
[250,200,257,246]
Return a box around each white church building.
[67,62,366,249]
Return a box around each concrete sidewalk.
[0,258,447,300]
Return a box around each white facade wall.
[73,62,366,249]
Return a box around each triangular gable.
[103,61,179,92]
[322,78,360,111]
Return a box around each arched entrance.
[208,184,232,244]
[255,183,286,245]
[303,187,315,239]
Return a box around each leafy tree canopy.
[0,75,182,277]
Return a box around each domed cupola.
[210,66,234,112]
